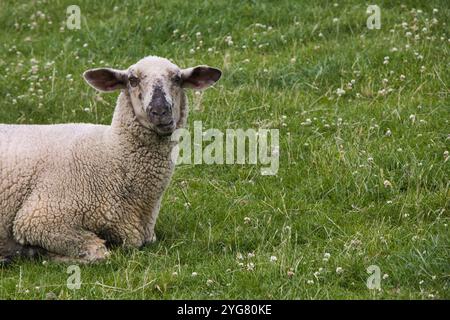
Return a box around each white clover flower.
[225,35,233,46]
[323,252,331,261]
[270,256,278,262]
[332,18,339,23]
[248,252,255,258]
[191,272,198,277]
[243,217,251,224]
[307,279,314,284]
[385,129,392,136]
[384,180,392,188]
[383,274,389,279]
[246,262,255,271]
[336,267,344,274]
[206,279,214,285]
[400,74,406,81]
[172,271,178,276]
[336,88,345,96]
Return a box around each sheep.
[0,56,222,264]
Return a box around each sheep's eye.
[173,75,182,86]
[129,76,140,87]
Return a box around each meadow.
[0,0,448,299]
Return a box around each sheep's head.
[83,56,221,136]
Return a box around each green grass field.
[0,0,449,299]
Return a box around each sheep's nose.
[150,104,170,117]
[148,85,171,117]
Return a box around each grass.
[0,0,449,299]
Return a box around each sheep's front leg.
[27,228,108,263]
[144,227,157,244]
[144,218,158,245]
[143,198,162,245]
[14,212,109,263]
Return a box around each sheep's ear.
[83,68,128,92]
[181,66,222,90]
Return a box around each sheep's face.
[83,56,222,136]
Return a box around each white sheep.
[0,56,221,263]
